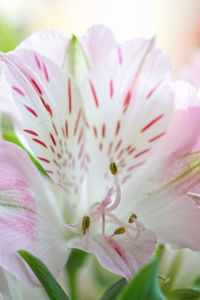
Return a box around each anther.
[114,226,126,235]
[128,213,138,223]
[82,216,90,235]
[110,162,118,175]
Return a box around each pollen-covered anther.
[82,216,90,235]
[110,162,118,175]
[114,226,126,235]
[128,213,138,223]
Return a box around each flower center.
[65,162,145,245]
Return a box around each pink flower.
[0,25,200,284]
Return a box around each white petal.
[81,38,174,204]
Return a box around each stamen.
[110,162,118,175]
[106,175,121,212]
[82,216,90,235]
[187,192,200,201]
[128,213,138,223]
[114,226,126,235]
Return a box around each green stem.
[67,271,79,300]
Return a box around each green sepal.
[62,35,90,83]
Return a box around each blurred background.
[0,0,200,74]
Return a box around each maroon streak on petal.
[141,114,164,133]
[123,91,131,113]
[146,81,162,99]
[34,52,41,69]
[89,80,99,107]
[134,148,150,158]
[65,120,69,138]
[50,133,56,146]
[109,79,114,98]
[127,161,145,171]
[37,157,50,163]
[115,140,122,151]
[45,170,54,174]
[31,78,42,95]
[117,46,123,65]
[128,147,136,155]
[102,123,106,138]
[149,132,166,143]
[99,143,103,151]
[109,239,128,265]
[93,126,98,138]
[23,129,38,136]
[40,96,53,117]
[32,138,47,148]
[12,86,25,96]
[115,120,121,135]
[43,62,49,82]
[24,105,38,117]
[52,122,58,136]
[78,128,84,144]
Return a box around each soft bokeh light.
[1,0,200,73]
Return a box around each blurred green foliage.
[0,15,24,52]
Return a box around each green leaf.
[100,278,127,300]
[18,250,69,300]
[167,289,200,300]
[66,249,88,300]
[117,246,166,300]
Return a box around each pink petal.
[0,64,21,127]
[180,50,200,90]
[1,50,87,208]
[67,229,156,281]
[17,25,116,71]
[16,30,69,66]
[0,141,68,286]
[81,25,117,67]
[126,83,200,250]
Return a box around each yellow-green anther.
[82,216,90,235]
[114,226,126,235]
[129,213,137,223]
[110,162,118,175]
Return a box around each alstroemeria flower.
[1,27,200,282]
